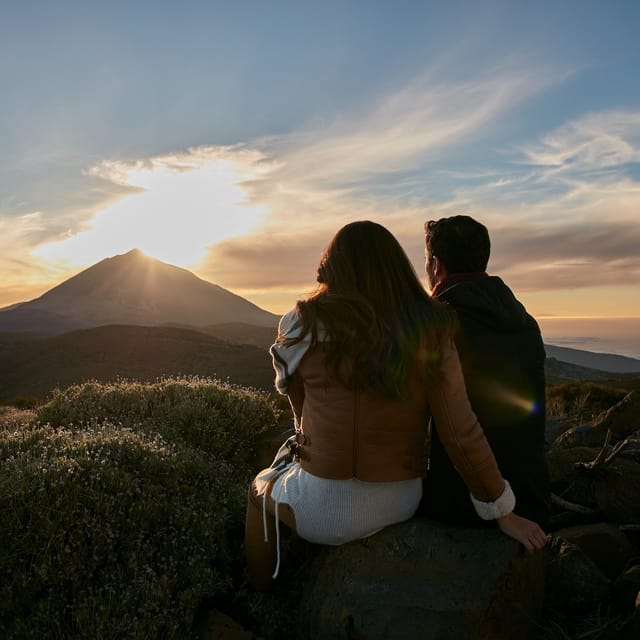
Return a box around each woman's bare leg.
[245,479,297,590]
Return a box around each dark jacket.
[419,274,551,527]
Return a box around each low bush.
[0,421,246,639]
[546,382,628,425]
[35,376,280,468]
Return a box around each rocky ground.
[196,390,640,640]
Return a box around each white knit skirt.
[271,463,421,545]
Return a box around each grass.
[546,382,628,426]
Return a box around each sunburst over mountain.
[0,249,278,333]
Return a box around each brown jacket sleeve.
[426,338,505,502]
[287,369,305,428]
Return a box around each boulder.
[619,594,640,640]
[298,519,545,640]
[613,564,640,613]
[550,392,640,451]
[545,419,571,447]
[544,536,610,610]
[554,523,637,580]
[546,446,598,506]
[594,457,640,523]
[593,391,640,440]
[194,610,253,640]
[551,423,609,449]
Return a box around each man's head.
[424,215,491,289]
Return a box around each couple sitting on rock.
[246,217,550,589]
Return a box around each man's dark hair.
[425,215,491,273]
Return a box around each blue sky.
[2,0,640,319]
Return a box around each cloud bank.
[2,65,640,317]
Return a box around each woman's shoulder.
[278,308,303,340]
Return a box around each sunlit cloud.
[33,147,269,268]
[3,60,640,321]
[0,212,76,307]
[258,66,558,196]
[197,65,562,295]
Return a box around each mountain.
[0,325,275,402]
[0,249,278,334]
[544,344,640,374]
[1,323,638,403]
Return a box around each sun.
[34,151,267,268]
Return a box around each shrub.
[2,395,40,410]
[35,377,280,468]
[0,407,35,431]
[0,421,245,639]
[546,382,628,424]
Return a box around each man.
[419,215,550,528]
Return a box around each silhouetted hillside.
[0,249,278,333]
[166,322,277,350]
[0,325,274,402]
[545,344,640,374]
[3,320,640,404]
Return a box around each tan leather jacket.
[286,339,505,503]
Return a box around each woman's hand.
[497,512,547,554]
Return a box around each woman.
[245,221,546,589]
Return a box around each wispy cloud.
[198,64,562,290]
[4,62,639,315]
[521,110,640,171]
[0,212,76,306]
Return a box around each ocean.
[536,317,640,361]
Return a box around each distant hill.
[0,325,275,402]
[544,344,640,374]
[0,249,278,334]
[166,321,277,350]
[544,357,624,385]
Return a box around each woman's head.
[315,220,426,312]
[290,221,453,397]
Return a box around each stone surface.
[544,536,611,609]
[619,597,640,640]
[593,391,640,439]
[298,519,545,640]
[613,565,640,613]
[594,458,640,524]
[554,523,637,580]
[551,424,608,450]
[194,609,254,640]
[546,446,598,506]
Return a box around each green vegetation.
[0,377,280,639]
[35,376,278,468]
[2,375,632,639]
[546,381,628,425]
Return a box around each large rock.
[593,457,640,523]
[554,523,637,580]
[544,536,611,609]
[551,424,608,449]
[298,519,545,640]
[546,446,598,506]
[593,391,640,439]
[549,391,640,450]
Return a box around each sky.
[2,0,640,332]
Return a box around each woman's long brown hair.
[284,221,454,398]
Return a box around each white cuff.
[470,480,515,520]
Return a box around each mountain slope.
[0,249,278,333]
[544,344,640,374]
[1,324,639,403]
[0,325,275,402]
